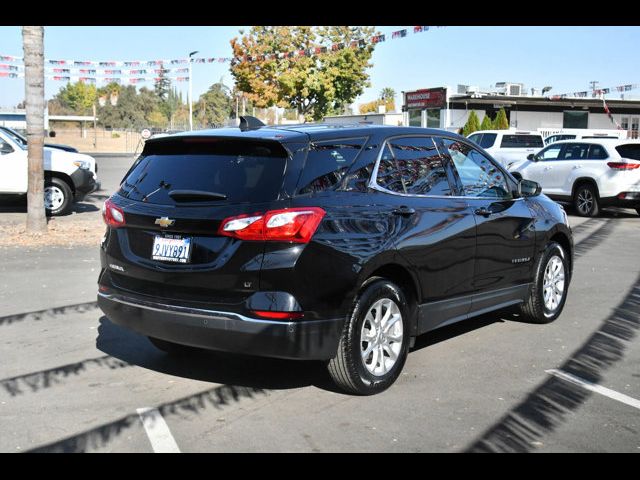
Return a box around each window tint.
[559,143,589,160]
[469,133,497,148]
[500,134,544,148]
[616,144,640,161]
[297,138,366,195]
[468,133,482,145]
[119,139,288,205]
[443,139,511,199]
[375,137,452,196]
[588,144,609,159]
[538,145,563,161]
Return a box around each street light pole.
[188,50,199,131]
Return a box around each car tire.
[327,279,411,395]
[519,242,570,324]
[148,336,196,355]
[573,183,600,217]
[44,177,73,216]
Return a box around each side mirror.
[527,153,535,161]
[0,143,14,155]
[518,179,542,198]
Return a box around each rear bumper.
[599,194,640,209]
[71,168,98,200]
[97,290,343,361]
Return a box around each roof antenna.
[239,115,265,131]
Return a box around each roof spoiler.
[239,115,265,132]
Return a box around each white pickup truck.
[467,129,545,169]
[0,128,99,215]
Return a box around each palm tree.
[22,26,47,233]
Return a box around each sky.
[1,26,640,110]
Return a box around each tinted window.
[376,137,452,196]
[538,144,563,161]
[588,144,609,159]
[0,128,26,150]
[559,143,589,160]
[469,133,497,149]
[0,138,14,155]
[443,139,511,199]
[500,135,544,148]
[297,138,366,195]
[616,144,640,161]
[119,138,288,205]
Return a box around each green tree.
[54,81,97,114]
[462,110,481,136]
[229,26,377,121]
[154,64,171,101]
[195,82,233,128]
[493,108,509,129]
[480,115,493,130]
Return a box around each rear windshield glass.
[119,138,288,205]
[615,144,640,161]
[500,135,544,148]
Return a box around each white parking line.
[137,407,181,453]
[546,369,640,410]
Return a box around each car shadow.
[0,196,99,216]
[95,315,340,392]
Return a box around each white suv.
[508,139,640,217]
[0,128,99,215]
[467,130,545,168]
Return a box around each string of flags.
[602,99,624,130]
[550,83,640,99]
[0,26,445,84]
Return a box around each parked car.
[0,128,99,215]
[0,126,80,154]
[467,129,545,169]
[544,129,627,145]
[508,139,640,216]
[97,119,573,395]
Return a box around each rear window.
[615,144,640,161]
[500,134,544,148]
[119,138,288,205]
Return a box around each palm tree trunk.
[22,26,47,233]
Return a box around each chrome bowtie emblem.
[155,217,175,228]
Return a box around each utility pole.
[589,80,600,98]
[188,50,199,131]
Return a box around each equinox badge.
[155,217,175,228]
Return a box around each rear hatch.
[105,136,291,307]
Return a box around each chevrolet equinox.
[98,118,573,395]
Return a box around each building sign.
[405,87,447,109]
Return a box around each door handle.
[573,165,582,169]
[544,166,553,171]
[392,206,416,216]
[474,207,492,217]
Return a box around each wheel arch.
[359,263,421,337]
[45,170,75,195]
[571,177,599,199]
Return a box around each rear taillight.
[607,162,640,170]
[218,207,326,243]
[102,198,126,228]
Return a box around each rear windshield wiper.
[168,190,228,202]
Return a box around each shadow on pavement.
[464,272,640,452]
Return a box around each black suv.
[98,120,573,395]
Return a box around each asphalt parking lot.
[0,155,639,453]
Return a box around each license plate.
[152,235,192,263]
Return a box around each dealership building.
[402,84,640,138]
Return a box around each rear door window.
[297,138,366,194]
[615,144,640,160]
[119,138,289,205]
[376,136,452,196]
[500,135,544,148]
[559,143,589,160]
